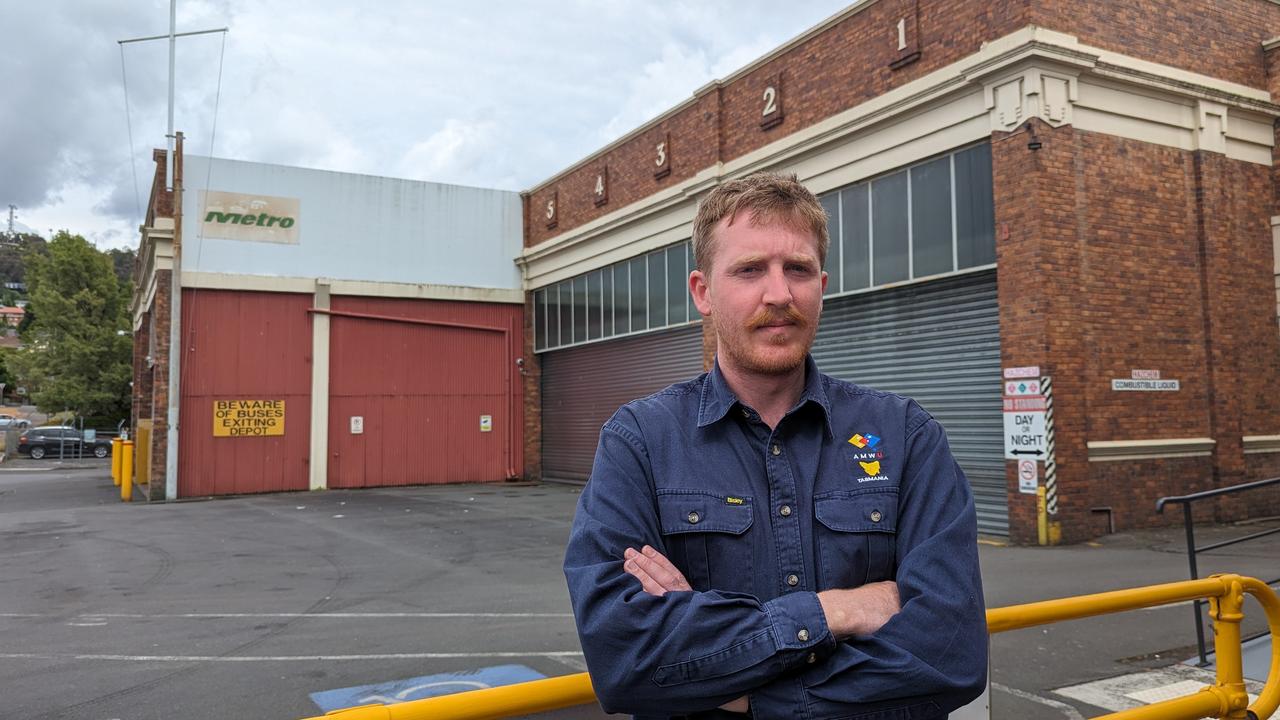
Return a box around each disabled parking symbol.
[309,664,546,712]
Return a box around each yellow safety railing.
[303,573,1280,720]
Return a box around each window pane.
[534,289,546,351]
[602,266,614,337]
[647,251,666,328]
[556,281,570,347]
[841,184,870,291]
[872,170,909,285]
[911,155,954,278]
[572,275,587,343]
[666,244,687,323]
[955,143,996,268]
[820,193,841,295]
[615,261,631,334]
[629,256,647,331]
[586,270,602,341]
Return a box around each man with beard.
[564,172,987,719]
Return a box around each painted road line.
[0,612,574,619]
[0,651,586,662]
[991,683,1085,720]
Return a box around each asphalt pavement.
[0,465,1275,720]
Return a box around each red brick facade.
[991,120,1280,543]
[523,0,1280,541]
[522,0,1280,250]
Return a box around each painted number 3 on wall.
[655,142,666,167]
[762,86,777,116]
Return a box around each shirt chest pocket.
[656,490,754,594]
[814,489,898,590]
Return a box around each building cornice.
[1087,438,1217,462]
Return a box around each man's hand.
[818,581,900,640]
[621,546,747,713]
[622,545,691,596]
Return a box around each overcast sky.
[1,0,851,249]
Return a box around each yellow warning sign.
[213,399,285,437]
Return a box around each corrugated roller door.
[812,271,1006,535]
[541,325,705,480]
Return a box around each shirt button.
[741,408,751,419]
[779,505,792,517]
[797,629,810,642]
[687,512,700,524]
[771,444,781,456]
[870,510,883,522]
[786,574,799,586]
[807,652,818,664]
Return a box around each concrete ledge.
[1087,438,1216,462]
[1243,435,1280,455]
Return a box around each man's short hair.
[692,172,829,273]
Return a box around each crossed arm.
[622,544,902,713]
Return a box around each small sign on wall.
[479,415,493,433]
[1017,459,1038,494]
[1112,379,1180,391]
[350,416,364,435]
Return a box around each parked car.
[16,427,112,459]
[0,414,30,430]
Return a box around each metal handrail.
[304,574,1280,720]
[1157,476,1280,666]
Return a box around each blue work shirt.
[564,355,987,719]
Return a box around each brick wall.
[1036,0,1279,91]
[524,0,1280,250]
[523,0,1031,248]
[994,120,1280,542]
[522,293,543,480]
[148,270,171,501]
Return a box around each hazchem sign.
[213,400,286,437]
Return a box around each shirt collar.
[697,354,835,438]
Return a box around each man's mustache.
[746,305,808,331]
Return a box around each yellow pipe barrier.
[111,437,122,486]
[315,673,596,720]
[120,440,134,503]
[303,574,1280,720]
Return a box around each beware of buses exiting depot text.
[213,400,286,437]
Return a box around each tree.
[9,231,132,422]
[105,248,136,285]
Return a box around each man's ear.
[690,269,712,317]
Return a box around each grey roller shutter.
[541,324,705,481]
[812,270,1006,535]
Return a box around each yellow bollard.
[120,440,134,502]
[1036,486,1048,546]
[111,437,122,486]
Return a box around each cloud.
[2,0,850,248]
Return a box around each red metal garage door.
[326,297,523,488]
[178,289,313,497]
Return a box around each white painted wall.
[181,155,523,290]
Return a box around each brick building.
[518,0,1280,542]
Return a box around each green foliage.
[0,233,47,286]
[104,248,136,285]
[9,231,132,421]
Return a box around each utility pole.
[119,7,226,502]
